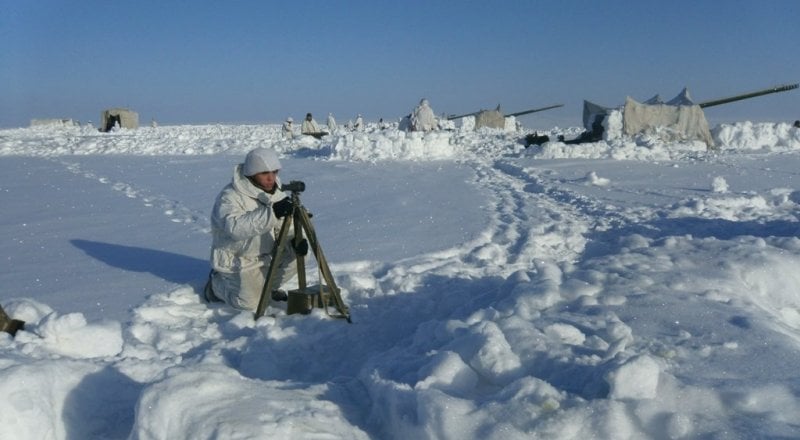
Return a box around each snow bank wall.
[1,121,798,161]
[712,121,800,151]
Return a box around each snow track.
[53,158,211,234]
[355,155,592,305]
[478,159,590,268]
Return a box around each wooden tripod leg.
[255,214,293,319]
[297,207,351,323]
[293,207,306,291]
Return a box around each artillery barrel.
[699,83,798,109]
[447,103,564,120]
[447,111,480,120]
[507,104,564,118]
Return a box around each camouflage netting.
[582,88,715,148]
[474,109,505,129]
[623,96,714,147]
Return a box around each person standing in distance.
[204,147,307,310]
[282,117,294,139]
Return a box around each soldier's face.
[251,170,278,192]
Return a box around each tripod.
[254,184,351,323]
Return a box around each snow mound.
[606,355,661,400]
[3,121,799,163]
[5,299,123,359]
[712,121,800,151]
[129,365,370,439]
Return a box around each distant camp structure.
[29,118,79,128]
[448,104,564,130]
[555,83,799,148]
[101,108,139,132]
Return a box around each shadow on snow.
[582,216,800,260]
[70,239,208,285]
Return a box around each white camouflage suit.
[209,149,297,310]
[411,98,437,132]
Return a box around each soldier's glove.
[272,197,293,218]
[293,238,309,257]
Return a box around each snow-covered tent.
[581,88,714,147]
[101,108,139,132]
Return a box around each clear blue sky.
[1,0,798,129]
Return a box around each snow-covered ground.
[2,120,800,439]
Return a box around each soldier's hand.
[272,197,293,218]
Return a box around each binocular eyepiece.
[281,180,306,193]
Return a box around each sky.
[1,0,798,129]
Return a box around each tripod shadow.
[71,239,208,285]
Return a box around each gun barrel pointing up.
[447,110,480,120]
[447,104,564,120]
[507,104,564,117]
[698,83,798,109]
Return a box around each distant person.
[327,113,337,132]
[301,113,328,139]
[151,118,158,128]
[794,120,800,128]
[204,147,306,310]
[410,98,437,132]
[354,114,364,131]
[282,117,294,139]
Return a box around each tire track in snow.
[53,158,211,235]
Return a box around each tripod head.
[281,180,305,207]
[280,180,305,193]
